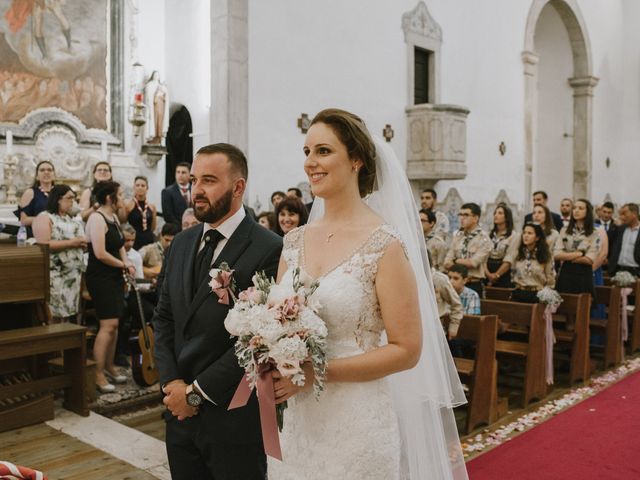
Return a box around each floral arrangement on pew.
[537,287,563,385]
[612,271,637,348]
[224,268,328,460]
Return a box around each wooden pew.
[590,285,622,368]
[448,314,501,433]
[0,323,88,432]
[486,287,592,385]
[481,299,547,407]
[554,293,592,384]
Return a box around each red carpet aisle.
[466,371,640,479]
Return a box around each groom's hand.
[162,380,199,420]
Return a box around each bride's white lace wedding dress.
[268,223,405,479]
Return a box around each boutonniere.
[209,262,237,305]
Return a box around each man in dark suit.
[598,201,620,260]
[153,143,282,480]
[161,162,192,230]
[524,190,563,231]
[608,203,640,277]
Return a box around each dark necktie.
[180,187,190,205]
[193,229,224,293]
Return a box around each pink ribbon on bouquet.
[228,371,282,460]
[544,304,558,385]
[620,287,633,343]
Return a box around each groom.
[153,143,282,479]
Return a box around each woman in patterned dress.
[33,184,87,323]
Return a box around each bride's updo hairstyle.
[310,108,377,198]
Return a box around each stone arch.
[522,0,597,208]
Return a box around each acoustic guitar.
[124,274,159,387]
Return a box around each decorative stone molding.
[0,108,121,146]
[140,143,168,168]
[405,104,469,181]
[568,75,599,96]
[402,2,442,43]
[440,187,465,233]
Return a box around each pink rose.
[239,286,262,303]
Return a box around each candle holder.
[128,93,147,137]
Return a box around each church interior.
[1,1,639,479]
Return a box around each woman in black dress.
[125,176,157,250]
[16,160,55,234]
[85,181,136,392]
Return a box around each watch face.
[187,391,203,407]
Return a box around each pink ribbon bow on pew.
[543,304,558,385]
[620,287,633,351]
[0,461,47,480]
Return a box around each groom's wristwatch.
[186,383,204,407]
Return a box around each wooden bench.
[485,287,592,384]
[590,285,622,368]
[449,314,504,433]
[481,299,547,407]
[0,323,88,432]
[627,280,640,354]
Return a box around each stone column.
[210,0,248,153]
[522,50,539,212]
[568,76,598,200]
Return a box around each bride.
[268,108,468,479]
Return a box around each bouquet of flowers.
[225,267,327,439]
[612,270,636,288]
[537,286,563,306]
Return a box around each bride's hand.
[272,363,314,404]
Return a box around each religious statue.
[144,71,170,144]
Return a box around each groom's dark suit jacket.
[153,215,282,444]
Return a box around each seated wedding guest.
[430,251,463,340]
[274,196,308,236]
[122,224,144,280]
[161,162,191,231]
[502,222,555,303]
[33,184,86,323]
[559,198,573,228]
[270,190,286,208]
[485,203,516,288]
[125,176,157,250]
[16,160,55,233]
[554,199,600,295]
[287,187,303,199]
[608,203,640,277]
[257,211,276,231]
[524,190,563,231]
[80,161,114,222]
[447,264,481,315]
[531,204,560,250]
[420,208,446,271]
[181,207,200,230]
[444,202,492,297]
[85,181,135,393]
[420,188,449,240]
[139,222,178,280]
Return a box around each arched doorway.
[523,0,597,209]
[165,103,194,186]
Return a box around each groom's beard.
[194,188,233,224]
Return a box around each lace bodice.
[282,224,403,357]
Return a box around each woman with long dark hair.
[125,175,157,249]
[15,160,55,231]
[85,181,136,393]
[80,161,113,222]
[532,204,559,250]
[554,199,600,294]
[502,222,555,303]
[33,184,87,323]
[274,196,308,236]
[485,203,516,288]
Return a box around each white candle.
[6,130,13,155]
[101,140,108,160]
